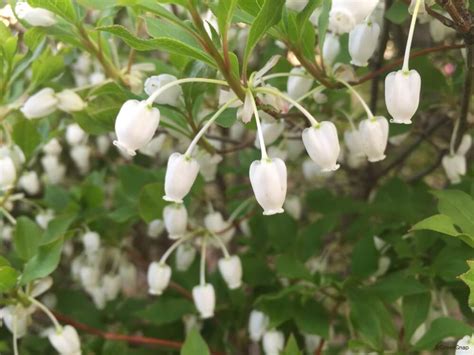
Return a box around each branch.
[53,311,225,355]
[455,43,473,149]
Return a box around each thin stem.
[337,79,374,120]
[248,91,268,160]
[402,0,422,72]
[159,234,193,264]
[199,237,207,286]
[229,198,252,222]
[449,118,460,155]
[210,233,230,258]
[295,86,324,103]
[337,109,357,131]
[259,72,313,82]
[12,313,19,355]
[146,78,228,106]
[255,87,319,126]
[185,98,239,156]
[28,297,62,332]
[0,207,16,225]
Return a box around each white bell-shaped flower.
[147,219,164,239]
[144,74,182,106]
[429,17,455,42]
[41,155,66,184]
[349,21,380,67]
[139,134,166,157]
[218,255,243,289]
[82,231,100,256]
[56,90,86,113]
[287,68,313,100]
[204,211,235,244]
[21,88,58,119]
[0,305,32,338]
[302,121,340,172]
[147,262,171,295]
[304,334,322,353]
[329,0,379,34]
[163,204,188,239]
[0,154,16,190]
[48,325,81,355]
[36,209,54,229]
[262,330,285,355]
[255,118,285,149]
[442,154,466,185]
[96,135,111,155]
[175,244,196,271]
[70,145,91,175]
[19,171,40,195]
[322,33,341,66]
[15,2,57,27]
[249,158,287,216]
[163,153,200,203]
[284,195,302,220]
[248,310,270,342]
[89,286,107,309]
[66,124,87,146]
[358,116,389,162]
[113,100,160,156]
[192,284,216,319]
[384,70,421,124]
[344,129,365,158]
[196,151,222,182]
[43,138,62,156]
[103,274,121,301]
[286,0,308,11]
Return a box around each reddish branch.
[53,311,225,355]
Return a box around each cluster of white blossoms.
[0,278,82,355]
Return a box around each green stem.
[337,79,374,120]
[210,233,230,258]
[248,91,268,160]
[199,237,208,286]
[28,297,62,332]
[403,0,422,72]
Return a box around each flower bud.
[147,219,164,239]
[163,153,200,203]
[329,0,378,34]
[358,116,389,162]
[70,145,91,174]
[144,74,182,106]
[302,121,340,172]
[48,325,81,355]
[41,155,66,184]
[218,255,243,289]
[80,265,100,289]
[248,310,269,342]
[204,211,235,244]
[21,88,58,119]
[284,195,302,220]
[249,158,287,216]
[103,274,121,301]
[384,70,421,124]
[66,124,87,147]
[0,305,32,338]
[147,262,171,295]
[163,204,188,239]
[113,100,160,156]
[287,68,313,100]
[0,154,16,190]
[442,154,466,184]
[192,284,216,319]
[43,138,62,156]
[286,0,308,11]
[56,90,86,113]
[15,2,57,27]
[36,209,54,229]
[349,21,380,67]
[89,286,107,309]
[175,244,196,271]
[263,330,285,355]
[96,135,111,155]
[19,171,40,195]
[322,33,340,66]
[82,231,101,256]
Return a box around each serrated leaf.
[459,260,474,307]
[98,25,216,67]
[181,328,210,355]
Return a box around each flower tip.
[321,164,340,172]
[350,60,368,67]
[162,195,183,204]
[390,118,413,125]
[113,140,136,156]
[148,288,163,296]
[200,312,214,319]
[368,155,386,163]
[168,234,182,240]
[263,208,285,216]
[228,282,242,290]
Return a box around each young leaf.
[12,119,41,160]
[181,328,210,355]
[318,0,331,53]
[243,0,285,74]
[28,0,77,23]
[21,238,64,285]
[14,217,43,261]
[433,190,474,236]
[0,266,19,292]
[215,0,238,36]
[459,260,474,307]
[282,335,302,355]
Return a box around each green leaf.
[275,254,312,281]
[181,328,210,355]
[12,120,41,160]
[136,297,194,325]
[282,335,302,355]
[368,272,427,303]
[215,108,238,128]
[28,0,77,22]
[215,0,238,36]
[459,260,474,307]
[293,299,329,338]
[138,183,166,223]
[351,235,378,278]
[414,317,472,350]
[402,292,431,344]
[0,266,19,292]
[243,0,285,73]
[42,214,75,244]
[21,238,63,284]
[14,217,43,261]
[98,25,216,67]
[385,0,409,25]
[31,50,65,88]
[317,0,331,53]
[433,190,474,236]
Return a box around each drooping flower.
[262,330,285,355]
[144,74,183,106]
[302,121,340,172]
[248,310,270,342]
[358,116,389,162]
[322,33,341,66]
[442,134,472,184]
[15,2,57,27]
[163,204,188,239]
[192,284,216,319]
[349,21,380,67]
[0,153,16,190]
[287,67,313,100]
[175,244,196,272]
[204,211,235,244]
[21,88,58,119]
[384,70,421,124]
[329,0,379,34]
[147,262,171,295]
[56,90,86,113]
[218,256,243,289]
[48,325,81,355]
[163,153,200,203]
[82,231,101,257]
[18,171,40,195]
[147,219,164,239]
